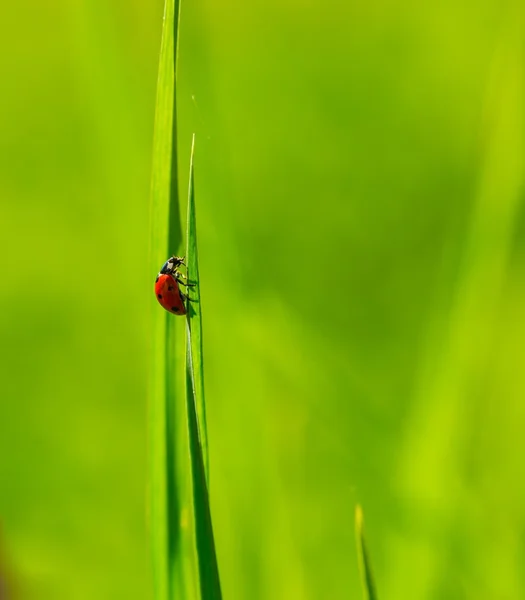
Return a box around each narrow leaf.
[185,139,222,599]
[186,134,210,484]
[148,0,184,599]
[355,505,379,600]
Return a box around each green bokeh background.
[1,0,524,598]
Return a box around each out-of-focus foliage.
[0,0,523,598]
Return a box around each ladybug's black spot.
[172,306,179,313]
[168,285,174,291]
[157,294,162,299]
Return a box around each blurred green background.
[1,0,523,598]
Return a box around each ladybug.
[155,256,195,315]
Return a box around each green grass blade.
[186,334,222,600]
[148,0,184,599]
[355,505,379,600]
[185,134,209,484]
[150,0,182,262]
[185,138,222,599]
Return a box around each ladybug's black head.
[160,255,186,275]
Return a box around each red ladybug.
[155,256,194,315]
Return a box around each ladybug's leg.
[174,270,190,281]
[176,278,196,288]
[173,269,196,287]
[180,290,198,304]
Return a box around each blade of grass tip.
[186,329,222,600]
[185,134,210,485]
[148,0,185,599]
[355,505,379,600]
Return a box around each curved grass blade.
[355,505,379,600]
[185,138,222,599]
[185,134,209,484]
[148,0,184,598]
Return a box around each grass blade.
[185,138,222,599]
[148,0,185,599]
[185,134,209,484]
[149,0,182,261]
[355,505,379,600]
